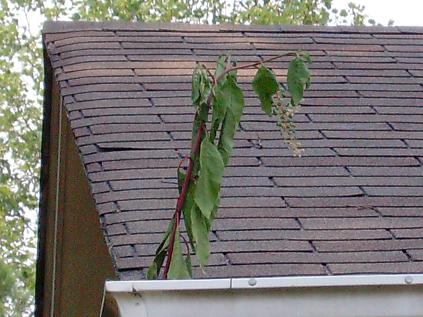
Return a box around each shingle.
[116,253,226,270]
[261,157,418,167]
[329,262,423,275]
[83,149,178,164]
[67,98,152,111]
[377,207,423,217]
[191,264,326,278]
[224,166,349,177]
[289,196,423,208]
[213,218,299,230]
[217,229,391,241]
[315,239,423,252]
[210,240,313,253]
[363,187,423,197]
[228,251,407,265]
[391,228,423,238]
[274,176,423,187]
[335,148,423,157]
[349,167,423,177]
[44,21,423,279]
[407,249,423,261]
[300,217,423,230]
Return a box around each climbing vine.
[147,52,311,279]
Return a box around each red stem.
[163,122,205,279]
[215,52,297,83]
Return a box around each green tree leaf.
[214,55,227,78]
[287,56,311,106]
[217,76,245,165]
[146,217,175,279]
[185,254,192,277]
[191,205,210,267]
[177,171,195,250]
[209,82,227,142]
[168,229,191,279]
[192,66,202,105]
[252,65,279,116]
[192,66,211,108]
[194,138,224,219]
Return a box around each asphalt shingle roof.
[43,21,423,280]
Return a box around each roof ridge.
[42,21,423,35]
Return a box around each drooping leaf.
[146,253,164,280]
[214,55,227,78]
[252,65,279,116]
[192,66,202,105]
[198,99,209,122]
[217,76,245,166]
[146,217,176,279]
[168,229,191,279]
[287,56,311,106]
[177,170,185,194]
[209,81,227,142]
[221,75,244,123]
[177,171,196,250]
[205,198,219,232]
[218,112,236,166]
[194,138,225,219]
[191,113,206,148]
[185,254,192,277]
[192,66,212,107]
[301,52,312,64]
[191,205,210,267]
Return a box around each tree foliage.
[0,0,380,314]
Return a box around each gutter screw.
[248,278,257,287]
[405,276,413,285]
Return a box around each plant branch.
[161,52,303,279]
[216,52,297,82]
[163,121,205,279]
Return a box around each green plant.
[147,52,311,279]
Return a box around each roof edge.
[35,34,54,317]
[41,20,423,35]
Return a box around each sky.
[332,0,423,26]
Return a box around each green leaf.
[194,138,225,219]
[214,55,227,78]
[191,113,205,148]
[222,75,244,123]
[168,229,191,279]
[252,65,279,116]
[217,76,245,166]
[146,258,160,280]
[177,170,185,194]
[146,217,175,279]
[177,171,196,251]
[198,100,209,123]
[191,204,210,267]
[205,199,219,232]
[209,81,227,142]
[192,66,211,107]
[287,57,311,106]
[185,254,192,277]
[192,66,202,105]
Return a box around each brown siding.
[41,79,116,316]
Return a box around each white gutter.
[102,274,423,317]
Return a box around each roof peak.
[42,21,423,35]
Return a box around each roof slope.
[43,22,423,280]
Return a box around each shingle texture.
[43,22,423,280]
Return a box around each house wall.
[39,79,116,316]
